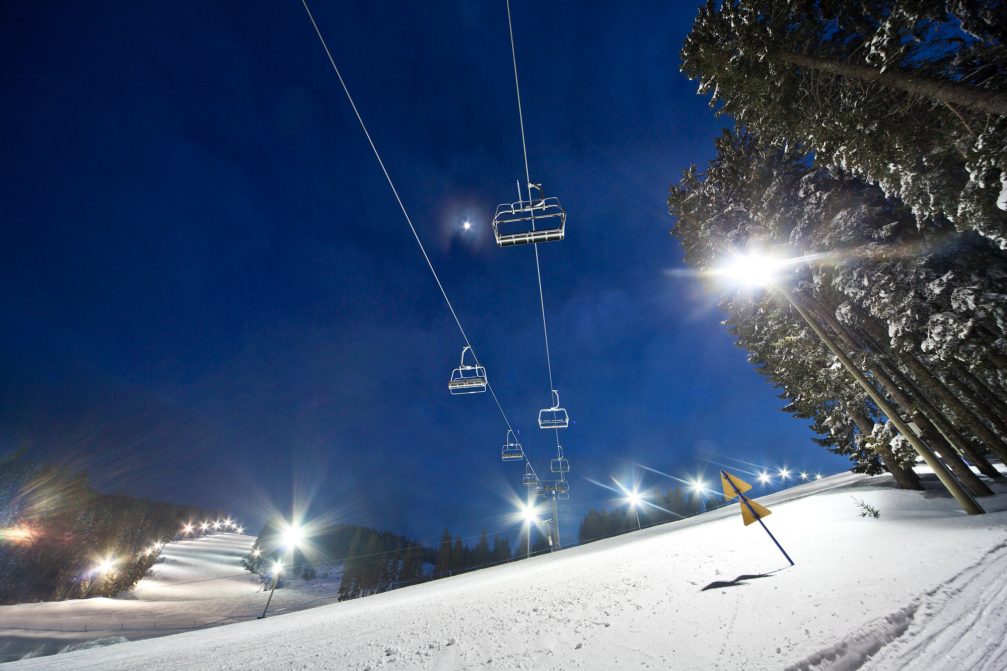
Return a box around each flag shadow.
[700,572,772,591]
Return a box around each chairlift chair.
[492,183,566,247]
[448,345,487,395]
[522,464,539,488]
[538,389,569,430]
[556,480,570,499]
[550,446,570,474]
[501,430,524,462]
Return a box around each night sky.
[1,1,849,546]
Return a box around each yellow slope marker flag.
[720,470,794,566]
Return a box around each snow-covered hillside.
[5,472,1007,670]
[0,532,341,662]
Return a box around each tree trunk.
[844,302,1007,461]
[883,364,1003,480]
[851,409,923,490]
[797,291,995,496]
[946,371,1007,441]
[774,50,1007,116]
[953,361,1007,418]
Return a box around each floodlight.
[281,522,305,551]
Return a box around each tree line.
[578,485,720,544]
[0,451,216,604]
[245,521,533,602]
[669,1,1007,492]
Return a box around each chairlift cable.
[505,0,560,417]
[299,0,528,462]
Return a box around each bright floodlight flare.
[778,468,791,480]
[689,478,706,493]
[815,473,823,480]
[719,250,784,288]
[281,522,305,551]
[271,560,283,576]
[758,471,772,485]
[252,548,262,558]
[624,489,643,530]
[237,526,244,534]
[463,220,472,231]
[182,523,193,535]
[94,556,116,576]
[520,502,538,524]
[800,472,809,481]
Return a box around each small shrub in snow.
[852,497,880,519]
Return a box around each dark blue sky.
[1,1,848,545]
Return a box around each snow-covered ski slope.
[6,472,1007,670]
[0,532,341,663]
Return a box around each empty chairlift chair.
[522,464,539,488]
[550,446,570,474]
[448,345,488,395]
[501,430,524,462]
[556,479,570,500]
[538,390,569,430]
[492,183,566,247]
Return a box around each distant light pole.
[716,251,983,515]
[258,561,284,620]
[626,491,642,530]
[520,502,538,558]
[258,521,305,619]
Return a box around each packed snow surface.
[4,472,1007,670]
[0,533,340,662]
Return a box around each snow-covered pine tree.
[681,0,1007,248]
[669,129,1003,491]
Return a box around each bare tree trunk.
[945,371,1007,440]
[874,357,1004,479]
[955,363,1007,407]
[844,302,1007,461]
[774,50,1007,116]
[796,291,994,496]
[851,408,923,490]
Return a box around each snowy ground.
[4,471,1007,670]
[0,533,342,662]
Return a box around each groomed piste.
[5,469,1006,670]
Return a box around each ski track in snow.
[788,539,1007,671]
[2,472,1006,670]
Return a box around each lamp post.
[626,491,642,530]
[258,521,305,619]
[520,502,538,558]
[258,561,284,620]
[717,252,983,515]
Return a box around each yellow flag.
[741,498,772,526]
[720,471,752,500]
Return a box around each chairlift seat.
[501,430,524,461]
[501,446,524,461]
[448,346,487,395]
[492,185,566,247]
[550,457,570,474]
[538,390,569,430]
[538,409,569,430]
